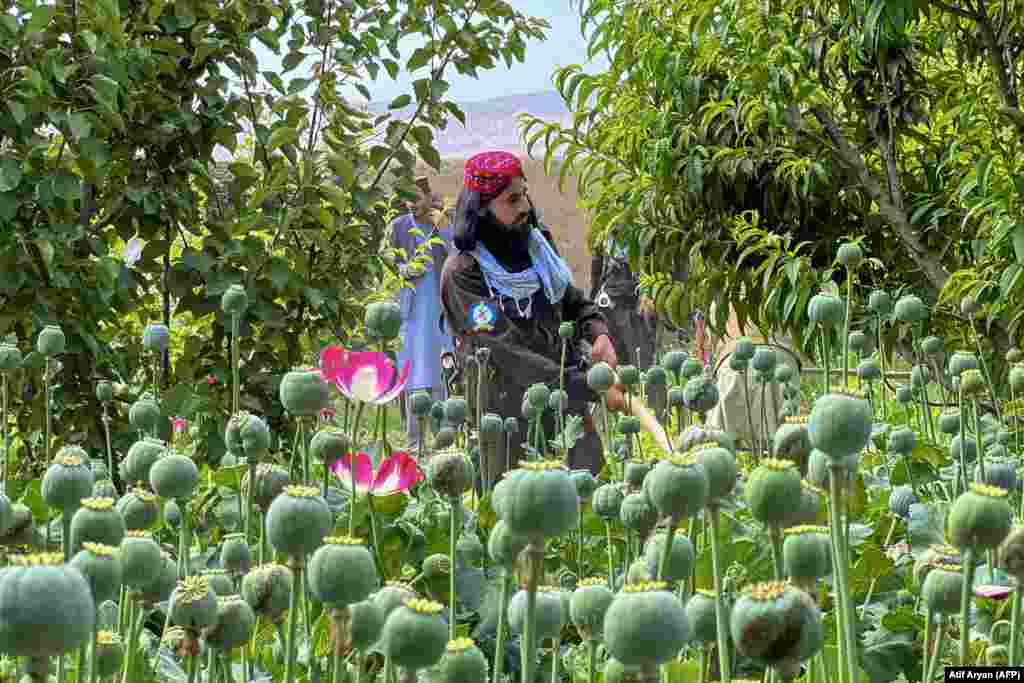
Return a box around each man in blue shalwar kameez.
[388,176,453,449]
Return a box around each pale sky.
[254,0,608,103]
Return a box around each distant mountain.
[367,90,573,159]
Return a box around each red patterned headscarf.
[464,151,523,198]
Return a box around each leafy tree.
[522,0,1023,367]
[0,0,546,477]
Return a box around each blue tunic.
[389,213,453,394]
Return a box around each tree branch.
[812,107,950,296]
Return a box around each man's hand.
[605,383,628,413]
[591,334,618,369]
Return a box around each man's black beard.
[478,210,533,272]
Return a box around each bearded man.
[440,151,628,486]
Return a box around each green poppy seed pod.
[0,342,21,372]
[121,438,166,487]
[949,435,978,464]
[805,450,830,489]
[603,659,643,683]
[374,582,418,617]
[922,564,963,614]
[42,451,95,514]
[503,461,579,538]
[888,485,918,518]
[1007,348,1023,363]
[782,526,831,584]
[645,366,667,386]
[381,598,448,671]
[140,553,179,605]
[667,386,686,407]
[848,331,867,354]
[149,452,199,501]
[686,590,723,643]
[682,376,719,413]
[521,397,542,421]
[69,496,125,555]
[364,301,403,341]
[206,595,255,652]
[221,285,248,315]
[696,445,738,500]
[745,459,803,526]
[618,364,640,386]
[604,582,689,668]
[120,531,163,590]
[169,576,218,630]
[409,390,432,417]
[623,459,650,489]
[238,413,271,456]
[986,644,1010,667]
[949,351,978,377]
[141,323,169,353]
[433,427,457,450]
[948,483,1013,550]
[348,599,385,650]
[438,638,489,683]
[960,369,985,396]
[94,632,124,678]
[592,483,624,521]
[548,389,568,414]
[309,536,378,607]
[808,392,872,461]
[836,242,863,268]
[681,358,704,379]
[625,559,651,585]
[242,464,291,510]
[508,587,564,640]
[961,294,982,317]
[894,294,927,323]
[887,427,917,455]
[570,578,615,640]
[309,428,351,468]
[867,290,893,316]
[36,324,66,357]
[895,385,913,404]
[0,553,95,658]
[662,350,688,375]
[618,416,642,435]
[456,532,485,567]
[241,564,293,621]
[730,582,823,668]
[570,469,599,499]
[558,322,575,339]
[922,336,944,355]
[643,454,708,522]
[619,492,658,537]
[807,294,843,325]
[772,420,812,472]
[128,395,161,434]
[1010,365,1024,392]
[430,449,473,498]
[279,367,329,417]
[93,478,117,501]
[643,532,695,583]
[857,359,881,382]
[911,364,931,389]
[791,481,826,526]
[202,569,234,596]
[751,347,777,375]
[774,364,795,384]
[93,381,114,406]
[479,413,504,438]
[729,355,749,373]
[220,533,251,578]
[976,459,1017,492]
[734,338,756,361]
[443,396,468,426]
[265,485,332,557]
[998,528,1024,579]
[71,542,123,605]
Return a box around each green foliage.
[522,0,1024,360]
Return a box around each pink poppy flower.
[171,417,187,434]
[975,584,1015,600]
[330,451,423,496]
[320,346,411,405]
[206,375,216,385]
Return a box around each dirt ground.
[418,157,596,294]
